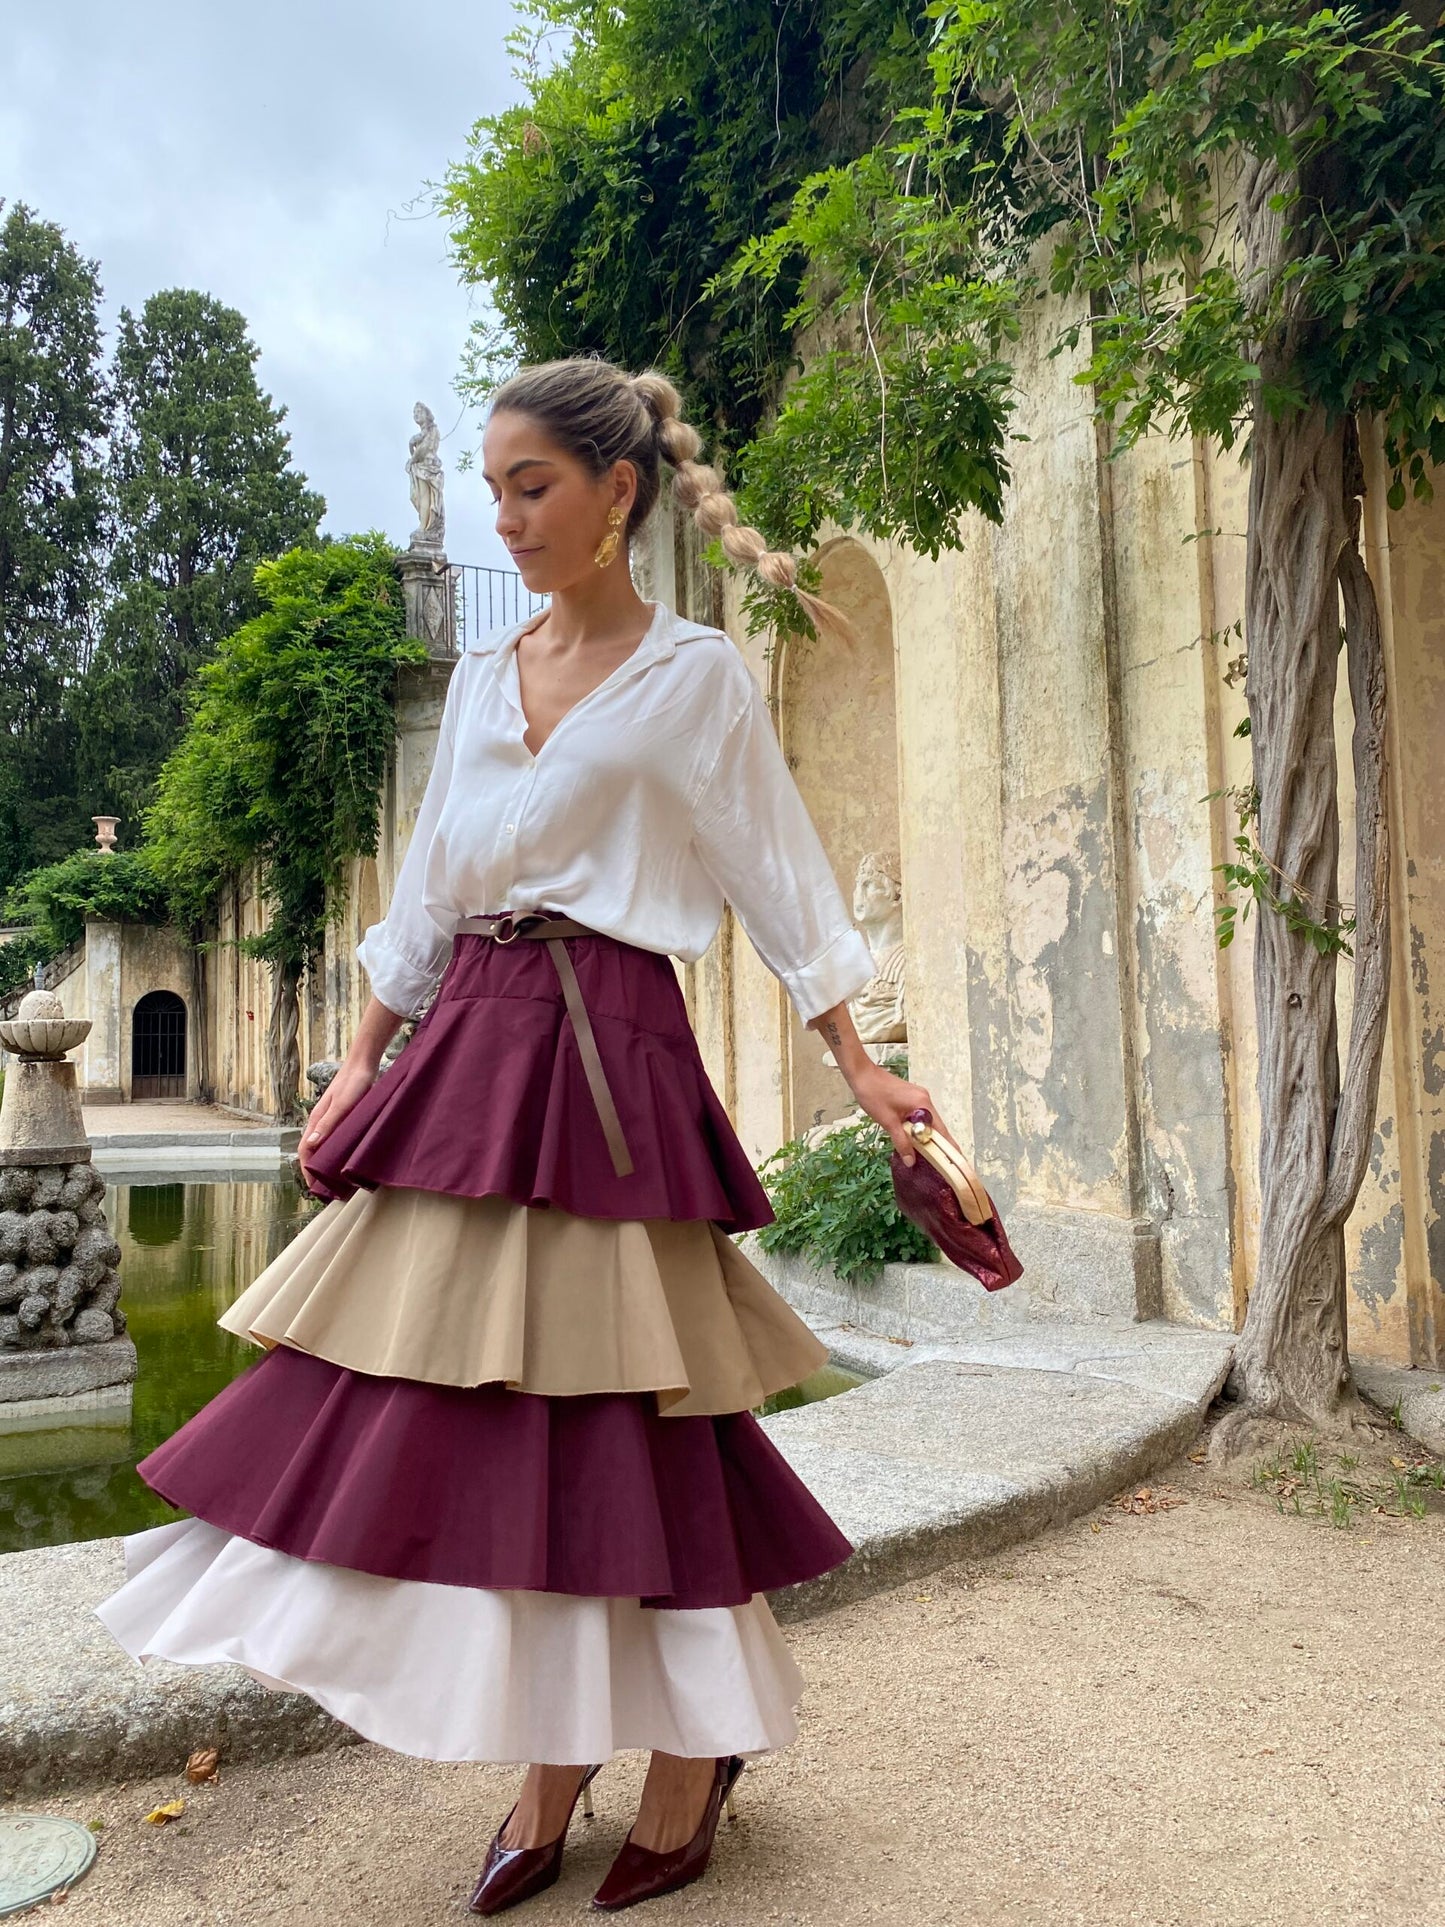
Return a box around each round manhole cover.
[0,1814,98,1917]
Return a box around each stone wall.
[639,290,1445,1370]
[73,920,196,1106]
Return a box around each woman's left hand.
[847,1060,950,1165]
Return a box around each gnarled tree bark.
[1224,148,1394,1433]
[266,958,302,1122]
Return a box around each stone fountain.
[0,990,134,1424]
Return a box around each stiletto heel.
[468,1763,604,1916]
[590,1756,745,1912]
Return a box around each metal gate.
[131,991,187,1100]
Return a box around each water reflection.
[0,1176,311,1554]
[127,1182,186,1247]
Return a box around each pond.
[0,1177,311,1556]
[0,1180,860,1555]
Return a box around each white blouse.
[358,601,876,1024]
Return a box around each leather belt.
[455,913,635,1179]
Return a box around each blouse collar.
[486,599,688,728]
[485,598,679,672]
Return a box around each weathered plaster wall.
[649,298,1445,1367]
[777,538,901,1138]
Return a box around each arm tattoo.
[822,1019,844,1054]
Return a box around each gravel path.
[27,1447,1445,1926]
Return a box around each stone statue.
[818,852,907,1084]
[406,401,445,551]
[848,852,907,1044]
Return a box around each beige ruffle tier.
[219,1186,825,1417]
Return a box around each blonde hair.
[488,357,842,636]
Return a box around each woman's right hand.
[299,1059,379,1190]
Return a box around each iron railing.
[449,564,546,650]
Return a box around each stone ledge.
[0,1336,136,1404]
[0,1537,353,1796]
[748,1236,1175,1344]
[87,1128,301,1151]
[768,1341,1231,1621]
[1353,1360,1445,1457]
[0,1317,1231,1793]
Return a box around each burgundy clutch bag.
[890,1108,1023,1292]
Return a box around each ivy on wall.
[0,851,170,1000]
[145,534,424,973]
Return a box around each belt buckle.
[493,914,520,945]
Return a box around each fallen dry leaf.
[1112,1485,1188,1517]
[143,1799,186,1825]
[186,1748,220,1784]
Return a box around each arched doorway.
[778,538,901,1136]
[131,990,187,1100]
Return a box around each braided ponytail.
[630,370,846,638]
[488,356,844,638]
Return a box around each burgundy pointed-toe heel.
[468,1763,604,1916]
[590,1756,744,1913]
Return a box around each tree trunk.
[1222,145,1396,1435]
[1229,401,1350,1424]
[189,936,212,1105]
[266,959,302,1122]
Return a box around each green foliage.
[1251,1435,1445,1526]
[0,202,111,888]
[145,536,424,972]
[756,1115,936,1283]
[1209,780,1356,957]
[0,930,52,1002]
[442,0,929,454]
[74,289,325,828]
[722,0,1445,555]
[2,849,170,953]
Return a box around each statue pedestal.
[0,994,134,1428]
[0,1059,90,1168]
[399,546,455,659]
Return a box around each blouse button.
[504,823,515,834]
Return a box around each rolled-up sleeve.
[691,677,875,1023]
[356,666,462,1016]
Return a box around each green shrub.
[756,1115,935,1284]
[2,850,170,954]
[145,534,424,969]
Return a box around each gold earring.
[594,505,626,569]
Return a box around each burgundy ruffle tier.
[304,932,774,1233]
[136,1346,852,1612]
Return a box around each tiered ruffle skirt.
[96,931,853,1762]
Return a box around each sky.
[0,0,531,572]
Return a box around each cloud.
[1,0,526,572]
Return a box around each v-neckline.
[509,604,660,763]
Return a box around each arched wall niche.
[775,536,902,1137]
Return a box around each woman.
[97,358,944,1915]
